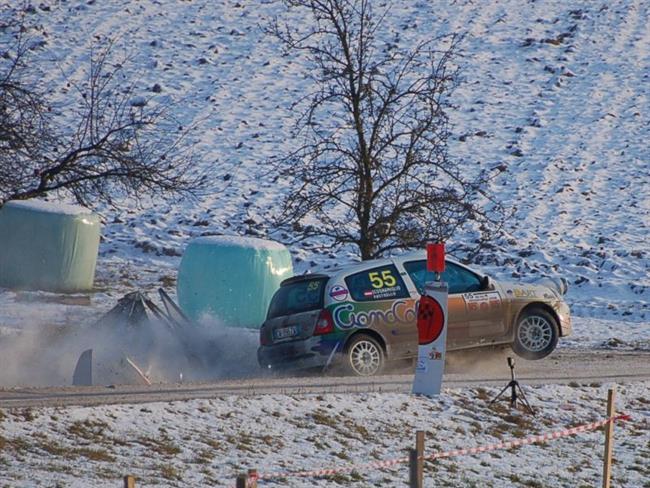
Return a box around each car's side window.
[345,264,409,302]
[403,260,483,295]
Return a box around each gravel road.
[1,348,648,409]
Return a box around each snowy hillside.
[1,0,648,324]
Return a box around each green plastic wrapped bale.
[0,200,101,292]
[177,236,293,328]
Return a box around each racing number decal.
[368,270,397,289]
[306,281,320,292]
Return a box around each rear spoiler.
[280,273,330,286]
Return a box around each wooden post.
[236,470,257,488]
[602,387,616,488]
[123,475,136,488]
[248,469,258,488]
[409,430,425,488]
[236,473,247,488]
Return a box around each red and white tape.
[241,413,630,484]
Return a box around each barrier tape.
[241,413,630,484]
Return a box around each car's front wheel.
[345,334,385,376]
[512,307,559,360]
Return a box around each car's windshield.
[267,277,328,319]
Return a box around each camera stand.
[489,357,535,415]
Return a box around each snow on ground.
[0,1,649,485]
[1,382,648,487]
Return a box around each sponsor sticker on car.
[329,285,349,301]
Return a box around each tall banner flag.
[412,243,448,396]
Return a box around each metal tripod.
[489,357,535,415]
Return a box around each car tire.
[345,334,385,377]
[512,307,559,360]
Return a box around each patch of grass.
[76,447,115,462]
[94,466,121,480]
[200,437,222,450]
[469,421,483,435]
[567,464,582,473]
[159,464,182,481]
[324,472,350,484]
[508,473,522,483]
[475,388,490,401]
[136,435,182,456]
[193,449,215,464]
[14,409,36,422]
[344,420,369,439]
[522,480,544,488]
[42,462,74,475]
[68,419,110,441]
[225,432,258,453]
[568,381,581,387]
[312,409,338,428]
[350,470,363,481]
[38,441,113,462]
[0,409,7,422]
[8,436,30,453]
[332,449,351,461]
[446,462,459,473]
[501,413,534,430]
[38,440,73,458]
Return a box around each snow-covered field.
[1,0,649,486]
[1,382,648,487]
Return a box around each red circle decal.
[417,295,445,345]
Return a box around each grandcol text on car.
[258,251,571,376]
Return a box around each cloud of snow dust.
[0,306,262,388]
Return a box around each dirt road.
[1,349,648,408]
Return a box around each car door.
[401,259,471,350]
[342,263,415,358]
[443,262,506,346]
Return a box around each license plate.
[273,325,299,341]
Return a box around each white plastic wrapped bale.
[177,236,294,328]
[0,200,101,292]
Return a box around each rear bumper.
[257,336,339,372]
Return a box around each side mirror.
[481,275,493,290]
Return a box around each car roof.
[284,250,469,285]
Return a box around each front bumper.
[556,301,572,337]
[257,336,339,372]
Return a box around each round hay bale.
[0,200,101,292]
[177,236,293,328]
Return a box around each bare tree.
[269,0,506,260]
[0,11,205,208]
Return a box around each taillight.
[314,309,334,336]
[260,327,270,346]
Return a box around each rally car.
[257,251,571,376]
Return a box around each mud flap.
[322,341,341,373]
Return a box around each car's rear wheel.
[512,307,559,360]
[345,334,385,376]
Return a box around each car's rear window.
[267,277,328,319]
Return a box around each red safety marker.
[417,295,445,345]
[427,242,445,273]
